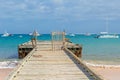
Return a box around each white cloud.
[0,0,120,20]
[52,0,64,5]
[0,0,51,19]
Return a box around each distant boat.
[1,31,11,37]
[96,18,119,39]
[99,35,119,38]
[84,33,91,36]
[69,33,75,36]
[65,32,68,35]
[19,35,23,38]
[96,32,119,38]
[29,33,32,36]
[29,30,40,36]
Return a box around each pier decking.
[7,32,104,80]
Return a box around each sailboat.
[69,33,75,37]
[29,32,32,36]
[96,19,119,38]
[1,31,11,37]
[29,30,40,36]
[19,35,23,38]
[97,32,119,38]
[84,33,91,36]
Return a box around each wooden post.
[51,32,54,51]
[62,32,65,49]
[31,38,35,48]
[31,30,38,48]
[79,47,82,58]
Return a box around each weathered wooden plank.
[7,41,101,80]
[14,75,91,80]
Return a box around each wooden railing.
[64,48,106,80]
[6,47,36,80]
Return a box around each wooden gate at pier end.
[51,32,65,51]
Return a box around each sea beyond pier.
[0,33,120,64]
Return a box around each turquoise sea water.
[68,34,120,64]
[0,34,51,59]
[0,34,120,67]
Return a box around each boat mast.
[106,17,109,33]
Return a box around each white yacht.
[69,33,75,36]
[29,32,32,36]
[99,35,119,38]
[19,35,23,38]
[1,31,11,37]
[96,32,119,38]
[29,30,40,36]
[96,18,119,38]
[84,33,91,36]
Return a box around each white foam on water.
[0,60,18,69]
[85,62,120,68]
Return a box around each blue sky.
[0,0,120,34]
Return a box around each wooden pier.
[6,32,104,80]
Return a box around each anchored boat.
[96,18,119,38]
[29,30,40,36]
[1,31,12,37]
[96,32,119,38]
